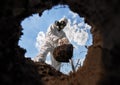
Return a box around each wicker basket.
[53,44,73,62]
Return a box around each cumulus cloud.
[35,31,45,52]
[63,18,90,46]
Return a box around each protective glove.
[58,38,70,46]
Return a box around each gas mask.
[55,20,66,31]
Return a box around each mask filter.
[55,20,66,31]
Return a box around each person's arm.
[47,24,61,42]
[58,31,70,45]
[62,31,69,41]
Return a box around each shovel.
[69,59,75,72]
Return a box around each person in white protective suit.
[34,17,70,71]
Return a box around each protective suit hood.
[59,17,68,24]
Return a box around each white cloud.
[63,18,89,46]
[74,29,88,45]
[35,31,45,51]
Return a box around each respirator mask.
[55,20,66,31]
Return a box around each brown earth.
[53,44,73,62]
[0,0,120,85]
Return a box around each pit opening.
[19,5,93,75]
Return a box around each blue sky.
[19,5,92,74]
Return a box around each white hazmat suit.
[34,17,69,71]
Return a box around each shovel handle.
[69,59,75,72]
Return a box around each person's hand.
[58,38,69,46]
[58,39,64,46]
